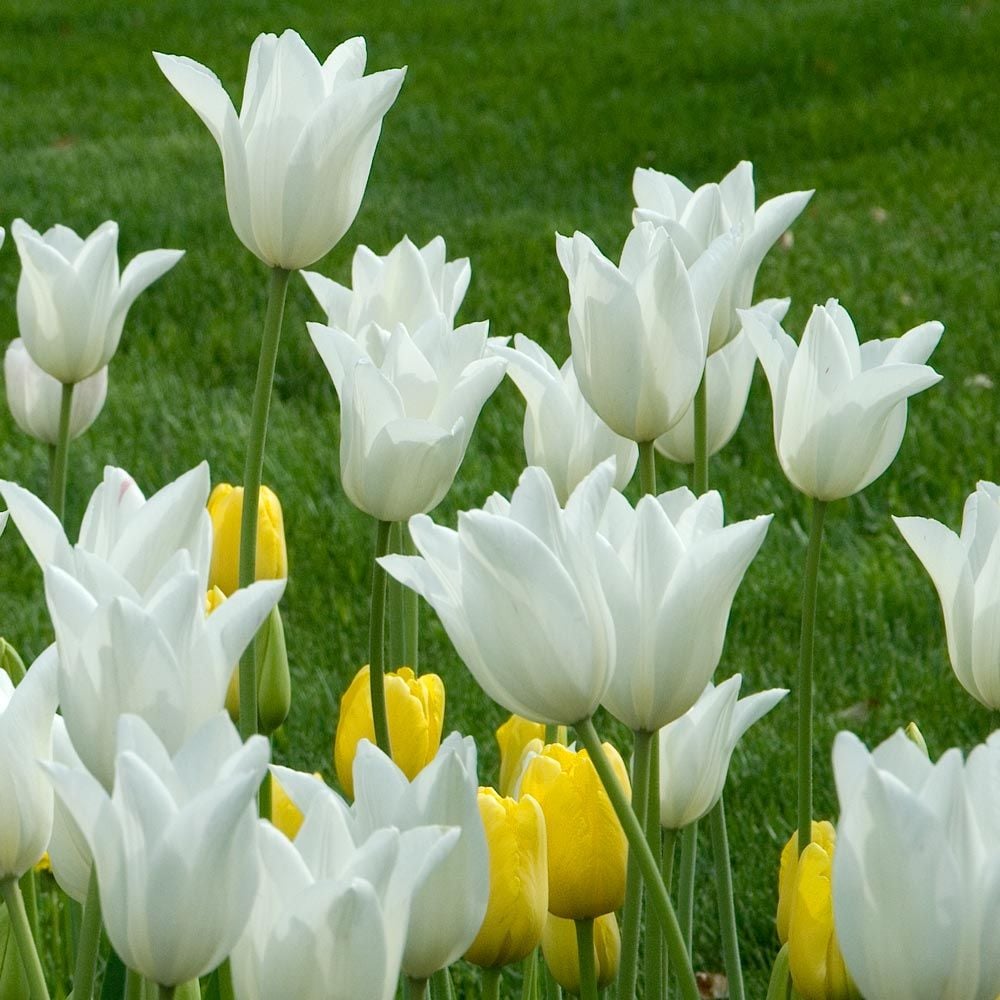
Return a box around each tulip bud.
[542,912,620,993]
[207,483,287,596]
[464,788,548,969]
[256,606,290,736]
[0,638,26,685]
[519,743,630,920]
[777,823,860,1000]
[904,721,929,757]
[334,664,445,799]
[496,715,545,797]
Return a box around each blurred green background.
[1,0,998,994]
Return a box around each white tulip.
[47,717,93,902]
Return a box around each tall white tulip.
[742,298,942,501]
[895,481,1000,709]
[556,222,739,443]
[492,333,638,503]
[11,219,182,384]
[633,160,812,352]
[832,729,1000,1000]
[155,30,405,271]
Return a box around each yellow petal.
[496,715,545,797]
[542,912,621,992]
[207,483,288,596]
[777,820,836,944]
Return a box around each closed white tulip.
[492,333,638,503]
[557,221,739,443]
[895,481,1000,709]
[832,729,1000,1000]
[599,488,772,732]
[155,31,405,271]
[743,298,942,501]
[633,160,812,352]
[657,674,786,829]
[12,219,182,384]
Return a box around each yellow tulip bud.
[777,822,860,1000]
[542,912,620,992]
[519,742,630,920]
[334,664,445,799]
[496,714,545,797]
[207,483,287,596]
[464,788,548,968]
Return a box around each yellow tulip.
[518,742,629,920]
[777,822,860,1000]
[207,483,287,596]
[334,664,445,799]
[542,911,620,992]
[495,714,545,797]
[464,788,548,968]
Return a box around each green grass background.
[1,0,999,995]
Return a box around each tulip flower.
[542,912,620,993]
[207,483,287,596]
[658,675,787,829]
[556,221,739,442]
[334,664,445,798]
[303,235,471,335]
[599,487,772,733]
[742,298,942,501]
[495,714,545,798]
[4,338,108,445]
[0,648,59,878]
[894,481,1000,709]
[633,160,813,352]
[831,729,1000,1000]
[310,315,506,522]
[155,31,405,272]
[464,787,548,968]
[519,742,630,919]
[11,219,182,384]
[46,717,93,903]
[47,713,268,987]
[491,333,638,503]
[381,462,622,725]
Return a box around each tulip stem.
[638,441,657,496]
[404,526,420,673]
[369,519,394,755]
[709,796,745,1000]
[259,768,272,822]
[482,968,502,1000]
[617,729,652,1000]
[431,969,456,1000]
[217,959,235,1000]
[388,522,406,670]
[677,824,697,954]
[644,746,663,1000]
[662,827,678,991]
[49,382,75,523]
[72,868,102,1000]
[692,369,708,496]
[575,919,599,1000]
[158,987,175,1000]
[575,719,700,1000]
[797,499,828,853]
[125,969,143,1000]
[237,264,291,743]
[21,868,39,958]
[0,877,50,1000]
[406,977,428,1000]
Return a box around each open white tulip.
[832,729,1000,1000]
[11,219,182,384]
[658,674,786,829]
[742,298,942,501]
[599,488,772,732]
[633,160,812,352]
[895,481,1000,709]
[155,30,405,271]
[47,713,268,987]
[557,221,739,443]
[491,333,638,503]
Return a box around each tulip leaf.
[764,944,792,1000]
[0,903,29,1000]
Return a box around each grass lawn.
[2,0,999,994]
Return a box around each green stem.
[617,730,652,1000]
[574,719,700,1000]
[638,440,657,496]
[575,919,598,1000]
[259,767,272,823]
[677,824,697,954]
[49,382,74,523]
[217,959,235,1000]
[159,987,175,1000]
[0,877,50,1000]
[237,265,291,743]
[404,525,420,673]
[125,969,144,1000]
[388,522,406,670]
[662,827,678,992]
[521,948,539,1000]
[369,519,394,754]
[482,968,502,1000]
[709,796,744,1000]
[431,969,456,1000]
[407,978,428,1000]
[72,868,102,1000]
[21,869,38,956]
[797,498,828,852]
[692,369,708,496]
[644,746,663,1000]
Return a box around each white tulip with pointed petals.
[895,481,1000,709]
[633,160,812,352]
[599,488,772,732]
[743,298,942,501]
[155,31,405,271]
[657,674,786,829]
[557,221,739,443]
[47,714,268,987]
[12,219,182,384]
